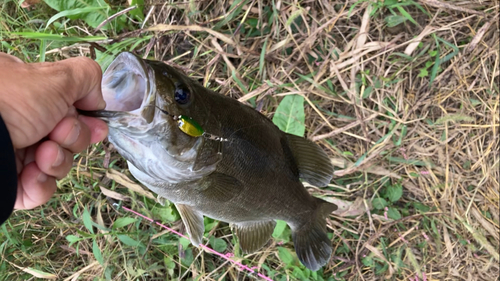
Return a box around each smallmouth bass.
[80,52,337,271]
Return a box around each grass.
[1,0,499,280]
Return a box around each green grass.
[1,0,499,280]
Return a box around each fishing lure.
[177,115,228,142]
[176,115,204,137]
[156,107,227,141]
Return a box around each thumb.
[58,56,106,110]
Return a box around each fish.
[80,52,337,271]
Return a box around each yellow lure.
[177,115,204,137]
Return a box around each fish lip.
[82,52,157,129]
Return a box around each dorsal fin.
[285,133,333,187]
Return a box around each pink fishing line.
[121,205,273,281]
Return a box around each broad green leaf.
[272,220,288,238]
[117,234,140,246]
[469,98,481,106]
[181,249,194,266]
[272,95,305,136]
[179,237,191,249]
[387,208,402,220]
[46,7,106,29]
[65,235,81,245]
[151,205,179,222]
[43,0,112,30]
[164,256,176,270]
[362,86,373,99]
[362,255,374,266]
[384,15,407,27]
[277,247,294,265]
[93,239,104,265]
[372,198,388,210]
[209,236,227,253]
[82,207,94,234]
[112,217,137,229]
[129,0,145,21]
[292,266,307,279]
[385,184,403,202]
[413,202,431,212]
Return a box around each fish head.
[95,52,218,182]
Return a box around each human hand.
[0,52,108,210]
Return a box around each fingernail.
[64,121,81,145]
[98,99,107,109]
[52,146,65,167]
[37,172,47,183]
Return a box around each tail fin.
[292,198,337,271]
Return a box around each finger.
[35,140,73,179]
[0,52,23,64]
[22,144,38,166]
[15,162,57,210]
[66,106,78,118]
[79,115,109,144]
[57,56,106,110]
[48,116,91,153]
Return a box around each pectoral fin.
[176,204,205,246]
[285,133,334,187]
[196,172,242,202]
[233,220,276,253]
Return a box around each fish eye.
[174,83,191,105]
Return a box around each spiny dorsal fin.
[176,204,205,246]
[233,220,276,253]
[285,133,333,187]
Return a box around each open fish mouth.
[79,52,157,129]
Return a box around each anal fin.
[176,204,205,247]
[233,220,276,253]
[285,133,334,187]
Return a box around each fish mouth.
[79,52,157,130]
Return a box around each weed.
[0,0,498,280]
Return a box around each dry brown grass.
[1,0,498,280]
[138,2,499,278]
